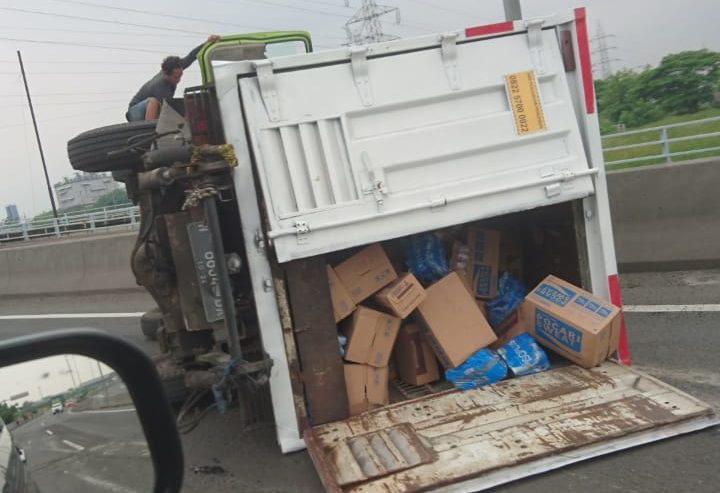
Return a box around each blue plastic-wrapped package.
[497,333,550,377]
[486,272,526,328]
[405,233,449,284]
[445,348,508,391]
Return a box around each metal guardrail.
[602,116,720,166]
[0,205,140,244]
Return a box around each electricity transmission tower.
[344,0,401,45]
[591,22,620,79]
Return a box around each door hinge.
[543,168,575,198]
[439,32,461,91]
[294,220,310,244]
[350,47,373,107]
[254,229,266,252]
[254,60,280,122]
[525,19,546,74]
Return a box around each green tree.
[93,188,131,208]
[0,403,19,423]
[644,50,720,114]
[596,69,663,130]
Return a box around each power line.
[0,60,159,65]
[410,0,476,17]
[0,7,213,36]
[0,106,119,130]
[0,91,127,97]
[0,99,127,108]
[0,36,169,54]
[46,0,271,34]
[0,25,199,39]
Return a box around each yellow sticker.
[505,70,547,135]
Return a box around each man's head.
[161,56,184,85]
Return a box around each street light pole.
[503,0,522,21]
[17,50,59,219]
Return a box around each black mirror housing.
[0,329,184,493]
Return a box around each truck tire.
[67,121,157,173]
[140,308,163,341]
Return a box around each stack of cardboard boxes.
[328,228,623,416]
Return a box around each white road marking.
[62,439,85,451]
[78,474,140,493]
[0,312,144,320]
[74,407,136,414]
[624,304,720,313]
[45,430,53,436]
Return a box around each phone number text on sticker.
[505,70,547,136]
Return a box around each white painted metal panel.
[239,29,595,262]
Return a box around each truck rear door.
[235,17,596,263]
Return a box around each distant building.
[53,173,118,210]
[5,204,20,222]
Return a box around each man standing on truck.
[126,35,221,121]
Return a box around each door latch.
[294,220,310,244]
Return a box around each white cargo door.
[239,28,596,262]
[304,363,718,493]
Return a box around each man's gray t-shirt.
[128,44,204,108]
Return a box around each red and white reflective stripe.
[465,21,514,38]
[574,7,595,114]
[608,274,632,365]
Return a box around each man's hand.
[207,34,221,43]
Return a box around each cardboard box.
[375,273,427,319]
[344,307,401,368]
[344,364,389,416]
[524,275,622,368]
[415,272,497,368]
[335,244,398,304]
[326,265,356,322]
[466,228,501,299]
[394,324,440,386]
[489,302,531,350]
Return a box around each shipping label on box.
[335,244,398,304]
[524,275,622,368]
[344,307,401,368]
[415,272,497,368]
[375,273,427,319]
[466,228,501,299]
[326,265,356,323]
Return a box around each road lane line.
[62,439,85,451]
[78,474,138,493]
[74,407,136,414]
[45,430,53,436]
[0,312,144,320]
[624,304,720,313]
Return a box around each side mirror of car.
[0,329,184,493]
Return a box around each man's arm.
[179,35,221,69]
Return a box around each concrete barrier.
[0,232,139,296]
[1,158,718,296]
[608,158,720,271]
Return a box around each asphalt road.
[12,407,152,493]
[0,270,719,493]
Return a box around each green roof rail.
[197,31,313,84]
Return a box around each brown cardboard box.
[415,272,497,368]
[489,302,531,350]
[524,275,622,368]
[375,273,427,319]
[466,228,501,299]
[335,244,398,304]
[326,265,356,322]
[344,364,389,416]
[394,324,440,385]
[344,307,401,368]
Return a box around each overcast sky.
[1,0,718,217]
